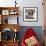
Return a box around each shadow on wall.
[18,26,43,44]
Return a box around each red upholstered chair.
[21,28,41,46]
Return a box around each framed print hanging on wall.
[23,7,38,22]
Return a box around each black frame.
[23,7,38,22]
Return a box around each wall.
[18,0,44,26]
[0,0,44,26]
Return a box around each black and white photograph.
[23,7,38,21]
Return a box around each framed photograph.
[23,7,38,22]
[2,10,9,15]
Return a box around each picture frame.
[23,7,38,22]
[2,10,9,15]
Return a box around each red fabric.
[21,28,41,46]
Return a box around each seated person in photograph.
[26,9,35,19]
[21,28,41,46]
